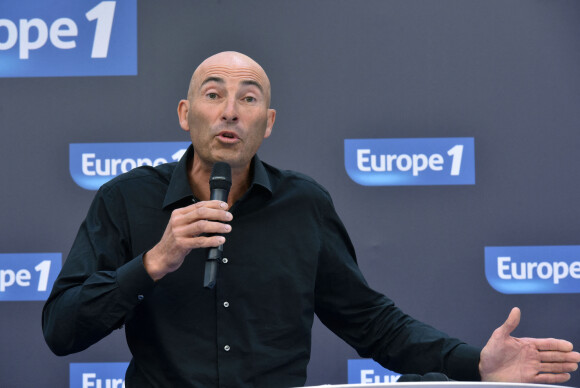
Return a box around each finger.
[191,200,229,210]
[180,234,226,250]
[175,200,228,215]
[533,372,571,384]
[523,338,575,353]
[194,206,233,222]
[184,219,232,236]
[539,361,579,374]
[179,205,233,224]
[497,307,521,337]
[538,349,580,363]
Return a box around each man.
[43,51,580,387]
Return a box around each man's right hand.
[143,200,233,281]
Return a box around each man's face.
[179,52,276,171]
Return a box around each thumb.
[498,307,521,337]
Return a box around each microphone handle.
[204,188,229,288]
[204,245,222,289]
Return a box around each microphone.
[397,373,451,382]
[203,162,232,289]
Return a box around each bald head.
[187,51,272,107]
[177,51,277,172]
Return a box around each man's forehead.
[189,52,271,101]
[195,66,267,89]
[200,76,265,93]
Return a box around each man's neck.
[188,153,251,207]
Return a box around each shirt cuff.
[116,253,156,303]
[446,344,482,381]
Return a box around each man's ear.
[264,109,276,138]
[177,100,190,131]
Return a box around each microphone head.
[209,162,232,191]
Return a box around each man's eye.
[207,93,218,99]
[244,96,256,103]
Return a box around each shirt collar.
[162,145,272,210]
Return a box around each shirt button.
[223,301,229,308]
[224,345,230,351]
[222,258,228,264]
[137,295,144,301]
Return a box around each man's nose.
[221,97,238,123]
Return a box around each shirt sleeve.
[42,184,155,356]
[313,193,481,381]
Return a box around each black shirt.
[42,146,481,387]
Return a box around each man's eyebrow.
[198,77,265,95]
[199,77,224,89]
[240,80,264,94]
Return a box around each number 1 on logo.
[86,1,116,58]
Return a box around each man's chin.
[209,154,246,170]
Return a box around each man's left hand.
[479,307,580,384]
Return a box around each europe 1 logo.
[0,253,61,301]
[0,0,137,77]
[344,137,475,186]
